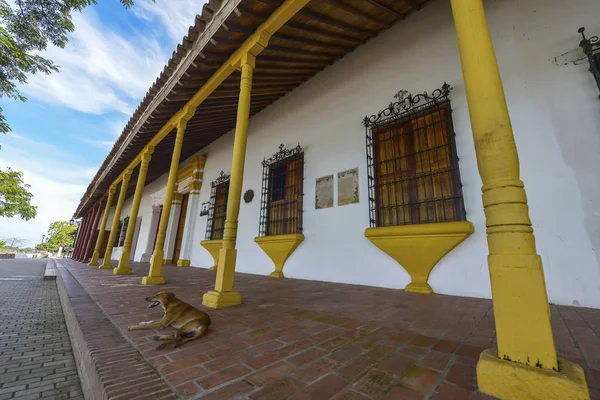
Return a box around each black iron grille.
[259,144,304,236]
[205,171,230,240]
[364,83,466,228]
[579,27,600,98]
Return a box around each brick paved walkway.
[0,259,82,400]
[62,260,600,400]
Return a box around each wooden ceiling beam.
[256,56,326,66]
[282,20,363,44]
[298,9,372,36]
[364,0,404,18]
[404,0,422,11]
[272,33,353,53]
[324,0,390,29]
[264,45,338,60]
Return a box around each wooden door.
[172,193,189,264]
[130,217,142,261]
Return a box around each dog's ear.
[165,292,175,301]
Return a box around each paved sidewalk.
[61,259,600,400]
[0,259,83,400]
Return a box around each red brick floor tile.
[418,351,452,371]
[410,335,438,349]
[381,385,423,400]
[337,357,377,382]
[291,374,350,399]
[294,358,338,382]
[335,391,371,400]
[249,376,305,400]
[204,351,251,372]
[176,381,203,397]
[246,348,290,370]
[245,340,287,357]
[444,360,477,391]
[353,369,398,398]
[365,344,396,362]
[379,353,416,376]
[432,339,460,354]
[400,346,429,358]
[165,366,209,386]
[456,344,485,360]
[387,330,418,345]
[201,380,256,400]
[197,363,252,390]
[61,261,600,400]
[430,382,472,399]
[400,366,441,393]
[247,362,296,387]
[288,348,327,366]
[159,355,209,375]
[328,346,364,364]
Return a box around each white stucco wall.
[101,0,600,308]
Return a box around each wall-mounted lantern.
[578,27,600,98]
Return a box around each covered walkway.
[61,260,599,399]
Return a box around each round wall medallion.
[243,189,254,203]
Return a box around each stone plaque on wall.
[338,168,359,206]
[315,175,334,209]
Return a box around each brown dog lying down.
[127,291,211,350]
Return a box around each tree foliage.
[0,167,36,220]
[0,241,7,248]
[0,0,138,133]
[35,220,77,251]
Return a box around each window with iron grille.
[205,171,230,241]
[258,144,304,236]
[363,83,466,228]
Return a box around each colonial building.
[71,0,599,397]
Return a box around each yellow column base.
[254,234,305,279]
[176,259,191,267]
[98,263,112,270]
[113,268,131,275]
[202,290,242,309]
[200,239,222,271]
[477,349,589,400]
[88,261,99,267]
[163,259,173,264]
[141,276,166,285]
[365,221,474,294]
[405,282,434,294]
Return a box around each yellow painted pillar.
[88,185,116,266]
[202,54,256,309]
[451,1,588,398]
[114,147,154,275]
[142,119,190,285]
[99,170,132,270]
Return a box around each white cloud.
[1,1,207,245]
[0,133,94,245]
[133,0,207,43]
[21,9,169,115]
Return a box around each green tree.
[0,241,7,248]
[0,0,144,134]
[0,167,36,220]
[36,221,78,251]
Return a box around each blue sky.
[0,0,206,246]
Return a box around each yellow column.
[450,1,588,399]
[99,170,132,269]
[142,119,189,285]
[114,147,154,275]
[88,185,116,266]
[203,54,255,309]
